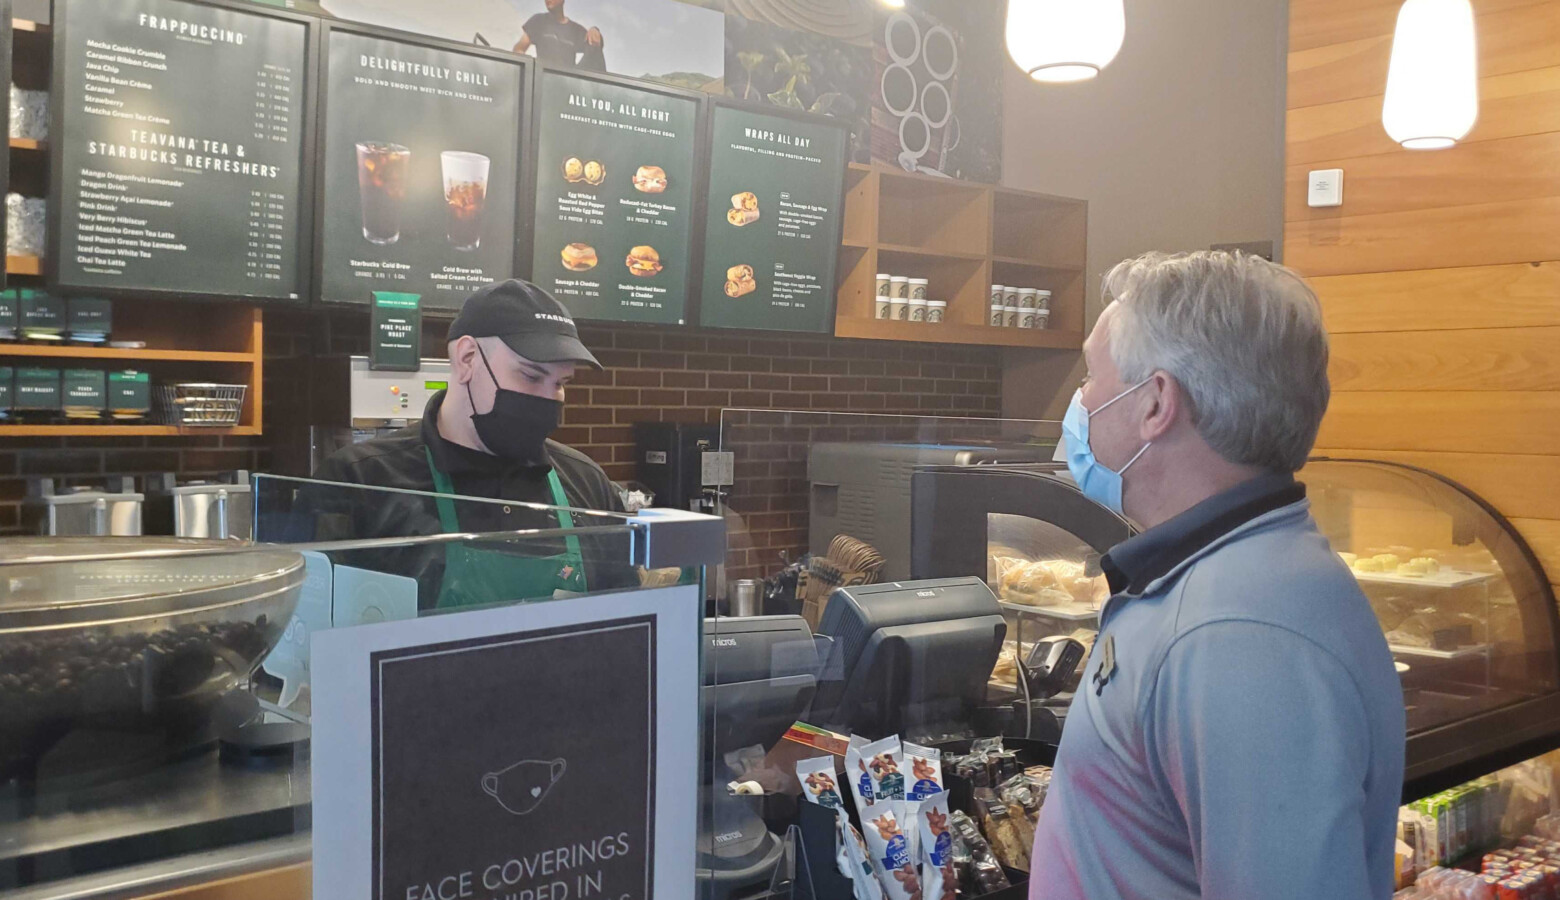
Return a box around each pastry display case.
[1299,458,1560,800]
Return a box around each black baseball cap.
[447,279,602,370]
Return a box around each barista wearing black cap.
[312,279,634,608]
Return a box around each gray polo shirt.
[1029,474,1405,900]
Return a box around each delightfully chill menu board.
[530,70,699,325]
[53,0,307,299]
[698,105,847,332]
[320,30,523,311]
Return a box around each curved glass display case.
[1299,458,1560,799]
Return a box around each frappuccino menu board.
[698,105,847,333]
[320,31,522,311]
[530,71,698,325]
[55,0,307,298]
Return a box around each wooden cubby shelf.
[6,255,41,275]
[8,138,42,151]
[834,165,1088,347]
[0,424,261,437]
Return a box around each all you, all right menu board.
[698,104,848,333]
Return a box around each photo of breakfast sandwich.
[633,165,668,193]
[583,160,606,186]
[562,157,584,183]
[561,242,598,272]
[726,191,760,227]
[626,245,663,278]
[724,263,757,297]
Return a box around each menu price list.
[531,71,699,326]
[319,31,524,310]
[58,0,308,299]
[698,105,848,333]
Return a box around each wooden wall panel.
[1286,196,1560,277]
[135,865,309,900]
[1285,131,1560,221]
[1311,263,1560,333]
[1509,517,1560,588]
[1308,450,1560,521]
[1314,392,1560,456]
[1288,3,1560,109]
[1288,0,1550,51]
[1329,327,1560,392]
[1286,65,1560,166]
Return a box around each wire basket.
[155,383,247,427]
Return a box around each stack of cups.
[990,284,1006,327]
[1036,290,1051,329]
[890,276,910,320]
[874,273,892,319]
[908,278,929,322]
[876,273,945,324]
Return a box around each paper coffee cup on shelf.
[990,284,1006,307]
[1019,308,1038,329]
[1003,286,1021,308]
[908,297,928,322]
[1017,287,1038,309]
[890,276,910,300]
[876,273,892,298]
[1004,306,1020,327]
[1036,289,1052,311]
[989,303,1005,327]
[1035,309,1051,329]
[876,295,892,319]
[927,300,947,324]
[908,278,929,301]
[891,297,910,321]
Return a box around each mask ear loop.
[467,340,501,411]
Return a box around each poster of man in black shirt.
[513,0,606,71]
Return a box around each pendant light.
[1382,0,1479,149]
[1005,0,1126,84]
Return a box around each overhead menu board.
[51,0,308,299]
[319,29,524,311]
[698,104,848,333]
[529,70,700,326]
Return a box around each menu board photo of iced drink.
[52,0,309,299]
[698,104,848,333]
[529,69,699,325]
[319,28,524,311]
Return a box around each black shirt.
[523,12,589,67]
[304,391,636,607]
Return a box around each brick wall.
[2,311,1005,579]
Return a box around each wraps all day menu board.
[320,32,522,311]
[699,106,847,332]
[55,0,306,298]
[530,71,698,325]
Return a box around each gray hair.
[1101,250,1329,473]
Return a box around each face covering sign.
[311,586,700,899]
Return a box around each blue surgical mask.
[1062,379,1153,515]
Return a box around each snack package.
[949,809,1013,894]
[996,776,1040,864]
[974,786,1031,870]
[846,735,876,810]
[919,792,958,900]
[842,818,887,900]
[861,800,923,900]
[797,756,844,810]
[904,741,945,802]
[896,798,921,867]
[863,735,907,801]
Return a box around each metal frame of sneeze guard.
[249,473,726,570]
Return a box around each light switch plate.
[1308,168,1344,207]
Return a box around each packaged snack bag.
[919,791,958,900]
[861,800,923,900]
[842,819,886,900]
[949,809,1012,894]
[846,735,876,810]
[904,741,945,801]
[796,756,844,809]
[974,786,1031,870]
[863,735,907,801]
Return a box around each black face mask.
[466,343,562,463]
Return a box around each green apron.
[426,448,588,609]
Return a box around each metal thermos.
[731,579,761,617]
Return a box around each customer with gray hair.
[1029,250,1404,900]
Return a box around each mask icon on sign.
[481,757,567,816]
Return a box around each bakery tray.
[999,601,1099,623]
[1389,643,1493,660]
[1353,568,1495,590]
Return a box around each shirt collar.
[1101,472,1306,596]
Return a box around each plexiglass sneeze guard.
[0,474,722,900]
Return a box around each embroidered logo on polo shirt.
[1093,635,1117,696]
